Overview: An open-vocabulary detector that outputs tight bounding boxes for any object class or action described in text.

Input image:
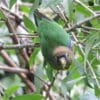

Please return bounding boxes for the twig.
[71,29,100,89]
[0,7,37,91]
[57,6,100,89]
[74,0,96,15]
[0,50,36,91]
[81,25,100,31]
[48,71,59,91]
[81,29,91,34]
[34,74,49,86]
[0,65,29,74]
[42,85,54,100]
[67,14,100,32]
[1,6,30,63]
[0,6,22,24]
[0,64,49,86]
[56,5,68,23]
[45,71,59,100]
[5,19,20,43]
[0,43,40,50]
[0,6,29,33]
[1,33,39,38]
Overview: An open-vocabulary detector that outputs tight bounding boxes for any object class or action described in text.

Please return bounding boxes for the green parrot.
[34,10,73,70]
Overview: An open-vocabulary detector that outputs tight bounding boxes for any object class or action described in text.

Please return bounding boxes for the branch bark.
[0,64,29,74]
[67,14,100,32]
[0,43,40,50]
[0,50,36,91]
[0,8,36,91]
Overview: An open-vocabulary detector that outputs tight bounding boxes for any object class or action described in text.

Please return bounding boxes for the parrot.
[34,10,74,70]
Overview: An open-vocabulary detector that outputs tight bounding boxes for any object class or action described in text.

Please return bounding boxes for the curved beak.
[59,57,67,69]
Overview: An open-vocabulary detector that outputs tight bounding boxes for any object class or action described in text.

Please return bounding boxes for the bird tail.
[34,9,50,26]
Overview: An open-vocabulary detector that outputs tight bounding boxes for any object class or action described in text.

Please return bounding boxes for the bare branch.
[67,14,100,32]
[0,43,40,50]
[0,65,29,74]
[81,25,100,31]
[45,71,59,100]
[56,6,100,89]
[1,33,39,38]
[42,85,54,100]
[0,63,49,86]
[0,50,36,91]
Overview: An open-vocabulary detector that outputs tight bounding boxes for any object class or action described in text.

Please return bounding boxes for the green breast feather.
[38,19,71,45]
[37,18,73,70]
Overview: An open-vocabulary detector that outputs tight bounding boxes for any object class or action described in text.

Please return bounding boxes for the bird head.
[53,46,74,70]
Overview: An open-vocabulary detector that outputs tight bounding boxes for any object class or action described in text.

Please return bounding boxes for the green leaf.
[30,0,40,12]
[5,84,24,98]
[63,77,84,92]
[13,93,44,100]
[23,15,36,33]
[90,19,100,28]
[84,33,99,67]
[45,64,53,81]
[41,0,62,7]
[29,48,40,67]
[19,5,30,13]
[21,0,35,3]
[94,85,100,97]
[75,4,91,16]
[66,0,75,22]
[91,5,100,11]
[10,0,16,9]
[34,65,43,93]
[57,18,65,27]
[84,76,93,88]
[0,10,6,19]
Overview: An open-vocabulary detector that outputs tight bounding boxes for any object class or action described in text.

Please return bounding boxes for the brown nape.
[53,46,74,69]
[53,46,71,56]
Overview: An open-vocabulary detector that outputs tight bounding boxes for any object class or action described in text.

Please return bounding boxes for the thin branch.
[67,14,100,32]
[1,7,30,63]
[56,7,100,89]
[42,85,54,100]
[5,19,19,44]
[0,63,49,86]
[74,0,96,15]
[0,6,22,25]
[56,5,68,23]
[0,6,37,91]
[0,6,29,33]
[72,30,100,89]
[0,65,29,74]
[48,71,59,91]
[81,29,91,34]
[1,33,39,38]
[35,76,49,86]
[0,64,51,96]
[45,71,59,100]
[0,50,36,91]
[81,25,100,31]
[0,43,40,50]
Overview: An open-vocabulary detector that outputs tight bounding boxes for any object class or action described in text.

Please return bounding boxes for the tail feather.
[34,9,50,26]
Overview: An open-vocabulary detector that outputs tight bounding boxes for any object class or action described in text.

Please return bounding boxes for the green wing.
[37,19,71,68]
[37,19,71,48]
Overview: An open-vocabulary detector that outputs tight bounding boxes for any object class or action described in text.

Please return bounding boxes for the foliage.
[0,0,100,100]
